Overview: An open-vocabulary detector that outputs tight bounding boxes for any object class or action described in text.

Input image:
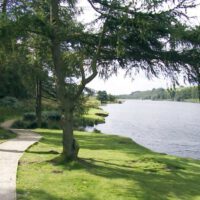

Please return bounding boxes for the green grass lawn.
[17,129,200,200]
[0,128,16,143]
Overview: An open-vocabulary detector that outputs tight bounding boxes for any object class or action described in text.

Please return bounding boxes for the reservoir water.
[94,100,200,159]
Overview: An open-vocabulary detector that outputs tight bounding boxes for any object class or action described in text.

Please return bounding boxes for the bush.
[23,111,61,122]
[23,112,36,121]
[94,128,101,133]
[43,111,61,121]
[74,117,96,127]
[0,96,21,108]
[12,120,28,129]
[12,120,48,129]
[0,116,5,123]
[15,110,62,129]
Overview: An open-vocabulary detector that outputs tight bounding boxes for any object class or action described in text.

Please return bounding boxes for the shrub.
[12,120,48,129]
[0,116,5,123]
[12,120,28,129]
[0,96,21,108]
[43,111,61,121]
[94,128,101,133]
[23,112,36,121]
[23,111,61,122]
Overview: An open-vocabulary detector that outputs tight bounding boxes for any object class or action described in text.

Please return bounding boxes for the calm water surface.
[94,100,200,159]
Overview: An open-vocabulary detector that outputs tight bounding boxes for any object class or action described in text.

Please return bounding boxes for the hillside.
[117,86,200,102]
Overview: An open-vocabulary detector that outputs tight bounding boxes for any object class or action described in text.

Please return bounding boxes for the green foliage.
[23,112,36,121]
[97,91,117,103]
[13,107,108,129]
[84,97,101,109]
[97,91,108,103]
[2,0,200,160]
[108,94,117,102]
[0,96,21,108]
[17,129,200,200]
[118,86,199,102]
[14,119,48,129]
[42,111,61,121]
[175,86,199,101]
[0,128,16,143]
[0,106,22,123]
[13,111,62,129]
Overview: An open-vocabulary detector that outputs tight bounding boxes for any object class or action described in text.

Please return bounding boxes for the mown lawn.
[17,129,200,200]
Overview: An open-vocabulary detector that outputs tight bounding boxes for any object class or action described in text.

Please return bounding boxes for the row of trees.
[118,86,199,101]
[1,0,200,161]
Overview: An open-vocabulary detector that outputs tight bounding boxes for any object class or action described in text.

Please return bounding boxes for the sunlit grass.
[17,129,200,200]
[83,108,108,123]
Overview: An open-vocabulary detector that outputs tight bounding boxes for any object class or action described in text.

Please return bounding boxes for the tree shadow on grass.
[38,131,150,156]
[76,157,200,200]
[19,130,200,200]
[17,189,99,200]
[26,150,60,155]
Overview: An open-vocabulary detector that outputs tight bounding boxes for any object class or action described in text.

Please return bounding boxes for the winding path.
[0,120,41,200]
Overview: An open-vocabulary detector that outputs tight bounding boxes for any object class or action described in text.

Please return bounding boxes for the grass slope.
[17,129,200,200]
[0,128,16,143]
[0,107,21,123]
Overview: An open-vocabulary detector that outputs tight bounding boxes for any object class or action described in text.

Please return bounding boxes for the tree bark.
[62,105,79,160]
[36,78,42,128]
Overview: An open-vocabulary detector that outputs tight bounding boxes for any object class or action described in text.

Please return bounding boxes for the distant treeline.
[117,86,200,102]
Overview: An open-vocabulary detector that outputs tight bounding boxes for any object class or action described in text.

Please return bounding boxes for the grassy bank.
[0,128,16,143]
[17,129,200,200]
[82,108,108,124]
[0,107,21,123]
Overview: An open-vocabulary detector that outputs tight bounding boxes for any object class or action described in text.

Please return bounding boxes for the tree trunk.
[36,78,42,128]
[62,107,79,160]
[50,0,79,161]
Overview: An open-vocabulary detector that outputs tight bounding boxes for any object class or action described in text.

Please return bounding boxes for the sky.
[77,0,200,95]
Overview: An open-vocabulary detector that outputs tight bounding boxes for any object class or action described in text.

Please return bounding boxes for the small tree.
[97,91,108,103]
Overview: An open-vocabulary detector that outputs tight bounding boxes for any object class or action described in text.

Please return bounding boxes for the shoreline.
[118,98,200,104]
[90,129,200,161]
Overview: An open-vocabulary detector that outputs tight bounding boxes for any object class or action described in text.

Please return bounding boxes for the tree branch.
[74,18,108,99]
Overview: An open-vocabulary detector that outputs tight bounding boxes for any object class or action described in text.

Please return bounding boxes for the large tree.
[1,0,199,161]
